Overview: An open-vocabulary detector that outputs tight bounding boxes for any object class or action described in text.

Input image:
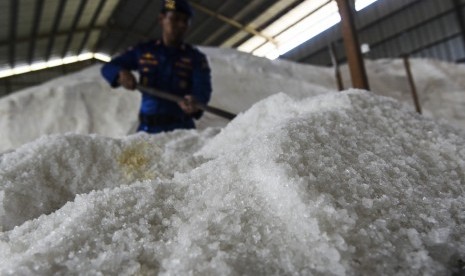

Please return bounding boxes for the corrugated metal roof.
[0,0,294,68]
[2,0,464,96]
[0,0,120,67]
[0,0,298,94]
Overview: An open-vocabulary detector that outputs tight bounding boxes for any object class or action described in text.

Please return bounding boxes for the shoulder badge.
[165,0,176,10]
[143,53,154,59]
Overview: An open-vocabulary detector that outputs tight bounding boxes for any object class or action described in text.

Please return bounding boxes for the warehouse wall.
[283,0,465,66]
[0,60,95,98]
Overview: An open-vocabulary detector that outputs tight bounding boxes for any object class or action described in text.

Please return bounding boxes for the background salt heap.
[2,48,465,152]
[0,48,465,275]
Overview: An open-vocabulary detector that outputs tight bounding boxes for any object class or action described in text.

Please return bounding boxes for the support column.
[336,0,370,90]
[403,56,422,114]
[329,43,344,91]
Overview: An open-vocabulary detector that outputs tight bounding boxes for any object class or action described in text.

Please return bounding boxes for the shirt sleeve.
[101,46,140,88]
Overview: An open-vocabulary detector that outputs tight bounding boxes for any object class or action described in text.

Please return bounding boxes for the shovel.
[136,85,236,120]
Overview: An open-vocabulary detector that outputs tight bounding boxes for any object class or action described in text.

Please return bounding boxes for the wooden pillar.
[336,0,370,90]
[403,55,422,114]
[328,43,344,91]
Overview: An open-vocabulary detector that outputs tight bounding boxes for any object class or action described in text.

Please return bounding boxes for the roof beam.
[0,26,136,49]
[295,0,423,64]
[186,1,230,43]
[61,0,88,57]
[221,0,301,48]
[141,4,161,38]
[200,0,265,46]
[28,0,45,64]
[110,0,152,55]
[190,2,278,46]
[78,0,107,54]
[9,0,19,68]
[92,0,127,53]
[245,0,333,55]
[141,20,158,38]
[46,0,68,60]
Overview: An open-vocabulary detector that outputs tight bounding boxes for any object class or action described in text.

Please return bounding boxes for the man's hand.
[178,95,199,115]
[118,70,136,90]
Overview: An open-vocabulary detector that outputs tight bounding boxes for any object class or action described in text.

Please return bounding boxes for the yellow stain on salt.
[118,142,157,181]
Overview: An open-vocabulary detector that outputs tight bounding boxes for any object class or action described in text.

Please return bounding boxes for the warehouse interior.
[0,0,464,95]
[1,1,465,274]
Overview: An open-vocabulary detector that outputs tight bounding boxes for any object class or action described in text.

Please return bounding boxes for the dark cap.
[161,0,193,17]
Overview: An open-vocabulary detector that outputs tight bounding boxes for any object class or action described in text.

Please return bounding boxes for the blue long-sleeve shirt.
[101,39,212,120]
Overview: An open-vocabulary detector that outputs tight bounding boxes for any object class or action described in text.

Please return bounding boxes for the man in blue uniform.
[101,0,212,134]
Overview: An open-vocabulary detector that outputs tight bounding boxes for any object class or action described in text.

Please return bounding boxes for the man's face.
[159,11,191,45]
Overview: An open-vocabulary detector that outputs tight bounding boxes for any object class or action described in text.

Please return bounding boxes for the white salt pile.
[1,90,464,275]
[341,58,465,129]
[2,47,465,154]
[0,47,336,153]
[0,67,141,151]
[0,128,219,230]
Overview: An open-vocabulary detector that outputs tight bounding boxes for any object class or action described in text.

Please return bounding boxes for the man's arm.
[117,70,136,90]
[101,46,139,88]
